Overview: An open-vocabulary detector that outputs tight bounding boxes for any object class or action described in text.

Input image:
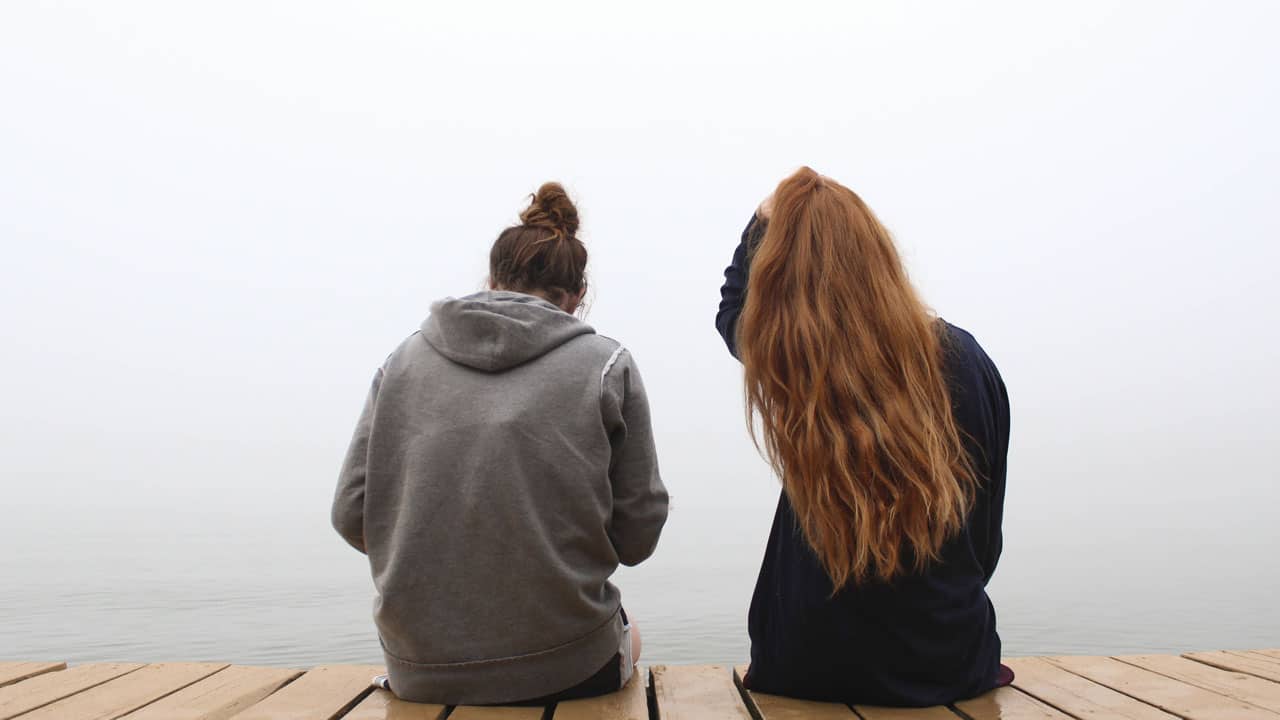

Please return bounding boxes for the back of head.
[738,167,976,589]
[489,182,587,309]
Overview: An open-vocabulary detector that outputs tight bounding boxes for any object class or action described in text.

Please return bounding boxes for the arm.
[715,214,765,359]
[977,355,1010,583]
[331,368,383,554]
[601,350,669,566]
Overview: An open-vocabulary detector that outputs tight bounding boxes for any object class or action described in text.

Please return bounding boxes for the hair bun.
[519,182,580,238]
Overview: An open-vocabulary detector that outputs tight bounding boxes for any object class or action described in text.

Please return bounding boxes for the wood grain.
[18,663,227,720]
[229,664,383,720]
[339,688,448,720]
[651,665,752,720]
[0,663,144,720]
[0,662,66,689]
[1050,655,1278,720]
[121,665,300,720]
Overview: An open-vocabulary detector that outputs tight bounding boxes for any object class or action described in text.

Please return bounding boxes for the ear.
[562,287,587,315]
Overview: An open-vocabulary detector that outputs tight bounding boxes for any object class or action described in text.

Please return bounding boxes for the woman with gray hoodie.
[332,183,669,706]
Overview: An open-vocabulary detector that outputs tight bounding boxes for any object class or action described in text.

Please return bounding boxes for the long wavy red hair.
[739,167,976,588]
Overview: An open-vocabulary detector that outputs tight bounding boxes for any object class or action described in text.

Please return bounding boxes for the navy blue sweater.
[718,215,1010,706]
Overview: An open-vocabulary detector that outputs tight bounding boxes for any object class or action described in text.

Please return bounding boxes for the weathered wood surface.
[121,665,300,720]
[228,664,383,720]
[1006,656,1178,719]
[1049,654,1280,719]
[449,706,544,719]
[18,662,226,720]
[953,686,1074,719]
[340,688,447,720]
[854,706,961,720]
[0,663,65,689]
[651,664,752,720]
[732,664,862,719]
[1117,654,1280,714]
[0,663,143,720]
[1186,651,1280,684]
[4,649,1280,718]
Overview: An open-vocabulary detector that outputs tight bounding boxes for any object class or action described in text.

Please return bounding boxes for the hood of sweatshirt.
[421,291,595,372]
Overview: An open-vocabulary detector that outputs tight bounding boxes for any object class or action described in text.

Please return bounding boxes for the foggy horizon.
[2,0,1277,668]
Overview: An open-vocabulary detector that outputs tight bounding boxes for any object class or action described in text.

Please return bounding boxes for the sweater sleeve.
[601,350,669,566]
[715,214,764,359]
[332,368,383,554]
[975,352,1010,584]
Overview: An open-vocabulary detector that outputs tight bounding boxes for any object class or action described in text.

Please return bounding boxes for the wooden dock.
[3,649,1280,719]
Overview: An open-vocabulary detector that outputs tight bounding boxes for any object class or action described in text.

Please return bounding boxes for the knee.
[629,619,642,664]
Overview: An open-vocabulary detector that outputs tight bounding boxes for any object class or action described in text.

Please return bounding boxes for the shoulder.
[940,321,997,372]
[939,319,1008,407]
[590,334,639,383]
[380,330,428,369]
[577,332,627,361]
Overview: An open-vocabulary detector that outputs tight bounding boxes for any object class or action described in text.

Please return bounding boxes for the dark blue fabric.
[717,214,1011,707]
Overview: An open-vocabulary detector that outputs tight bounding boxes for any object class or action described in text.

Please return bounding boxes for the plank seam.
[105,664,231,720]
[326,682,377,719]
[1179,653,1278,681]
[1043,659,1195,719]
[729,667,767,720]
[1233,651,1280,668]
[1112,655,1280,715]
[1003,683,1092,720]
[645,666,658,720]
[0,664,66,690]
[0,663,149,720]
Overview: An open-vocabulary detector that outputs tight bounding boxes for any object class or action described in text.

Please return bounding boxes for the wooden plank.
[0,663,144,720]
[555,668,648,720]
[732,664,959,719]
[0,662,66,689]
[1237,652,1280,670]
[855,706,962,720]
[1186,652,1280,684]
[120,665,300,720]
[18,662,227,720]
[228,665,383,720]
[730,665,859,719]
[1049,655,1276,720]
[1006,656,1176,719]
[1118,654,1280,714]
[953,686,1074,719]
[651,665,752,720]
[1235,652,1280,666]
[340,688,448,720]
[448,706,543,719]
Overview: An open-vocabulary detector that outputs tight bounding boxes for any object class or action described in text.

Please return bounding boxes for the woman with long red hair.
[717,167,1012,706]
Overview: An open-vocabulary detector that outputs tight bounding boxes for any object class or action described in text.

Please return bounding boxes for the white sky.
[2,1,1278,565]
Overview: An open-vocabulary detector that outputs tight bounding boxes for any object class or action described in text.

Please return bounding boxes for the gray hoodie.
[332,291,668,705]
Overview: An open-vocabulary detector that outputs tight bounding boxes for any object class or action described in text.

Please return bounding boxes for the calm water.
[3,499,1277,667]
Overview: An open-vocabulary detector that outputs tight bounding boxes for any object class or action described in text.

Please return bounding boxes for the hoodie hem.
[381,609,624,705]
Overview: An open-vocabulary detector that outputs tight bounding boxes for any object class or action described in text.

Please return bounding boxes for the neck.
[492,286,578,315]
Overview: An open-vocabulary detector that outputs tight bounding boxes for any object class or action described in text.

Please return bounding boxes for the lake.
[3,494,1276,667]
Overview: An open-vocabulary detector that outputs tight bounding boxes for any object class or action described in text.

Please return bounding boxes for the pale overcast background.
[2,1,1277,665]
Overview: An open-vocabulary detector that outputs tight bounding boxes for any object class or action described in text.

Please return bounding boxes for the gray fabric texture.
[332,290,668,704]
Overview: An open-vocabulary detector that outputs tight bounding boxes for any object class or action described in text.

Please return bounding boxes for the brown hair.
[489,182,587,308]
[738,167,976,589]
